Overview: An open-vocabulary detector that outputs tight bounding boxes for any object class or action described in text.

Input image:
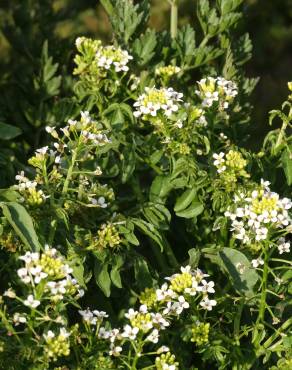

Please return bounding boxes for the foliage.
[0,1,291,369]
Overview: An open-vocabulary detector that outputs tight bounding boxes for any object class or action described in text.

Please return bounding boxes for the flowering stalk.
[257,243,269,324]
[169,0,178,39]
[273,106,291,155]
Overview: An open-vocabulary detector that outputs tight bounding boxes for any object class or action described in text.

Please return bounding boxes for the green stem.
[233,298,244,345]
[170,0,178,39]
[263,317,292,349]
[257,246,269,324]
[273,107,291,154]
[48,219,58,245]
[62,149,78,195]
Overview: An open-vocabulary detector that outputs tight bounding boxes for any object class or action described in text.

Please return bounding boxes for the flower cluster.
[91,266,216,365]
[78,308,108,325]
[96,45,133,72]
[47,110,111,149]
[196,77,238,110]
[213,150,248,177]
[17,246,84,304]
[155,352,179,370]
[155,65,181,78]
[20,110,115,209]
[85,223,122,251]
[191,322,210,346]
[134,87,183,119]
[74,37,132,78]
[43,328,70,361]
[277,237,290,254]
[225,180,292,245]
[14,171,48,206]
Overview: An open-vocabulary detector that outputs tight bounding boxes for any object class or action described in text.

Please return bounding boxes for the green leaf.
[219,0,243,15]
[132,218,165,251]
[100,0,115,16]
[94,260,111,297]
[175,201,204,219]
[188,248,201,268]
[219,12,242,33]
[103,103,134,127]
[71,259,85,288]
[281,148,292,185]
[0,189,19,202]
[110,255,123,289]
[0,122,22,140]
[132,29,157,65]
[150,175,173,201]
[175,25,196,63]
[119,222,140,246]
[122,145,136,183]
[219,247,259,296]
[0,202,41,251]
[174,188,197,212]
[104,0,150,45]
[134,257,153,289]
[110,267,122,288]
[143,203,171,230]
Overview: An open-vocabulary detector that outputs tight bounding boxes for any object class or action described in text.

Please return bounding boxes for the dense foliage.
[0,1,291,369]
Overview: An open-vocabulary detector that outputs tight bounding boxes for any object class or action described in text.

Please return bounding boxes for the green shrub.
[0,1,291,369]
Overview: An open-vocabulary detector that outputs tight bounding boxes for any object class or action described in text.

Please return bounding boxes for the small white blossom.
[251,258,264,268]
[121,325,139,340]
[200,297,217,311]
[146,329,160,343]
[13,312,27,326]
[23,294,40,308]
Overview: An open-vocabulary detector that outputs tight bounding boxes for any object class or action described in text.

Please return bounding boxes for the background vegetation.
[0,0,291,184]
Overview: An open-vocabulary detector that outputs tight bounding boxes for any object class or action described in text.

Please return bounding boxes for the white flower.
[213,152,226,173]
[251,258,264,268]
[255,227,268,241]
[17,267,31,284]
[156,284,177,301]
[93,310,108,319]
[46,280,67,298]
[213,152,225,166]
[151,313,170,329]
[121,325,139,340]
[180,265,192,274]
[97,196,107,208]
[3,288,16,298]
[109,343,123,357]
[79,309,97,325]
[184,280,199,296]
[146,329,159,343]
[43,330,55,340]
[200,297,217,311]
[59,327,70,339]
[157,346,170,354]
[23,294,40,308]
[13,313,27,326]
[125,308,138,320]
[199,280,215,294]
[36,146,48,155]
[29,265,47,284]
[278,240,290,254]
[139,304,148,314]
[19,252,39,264]
[98,327,111,339]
